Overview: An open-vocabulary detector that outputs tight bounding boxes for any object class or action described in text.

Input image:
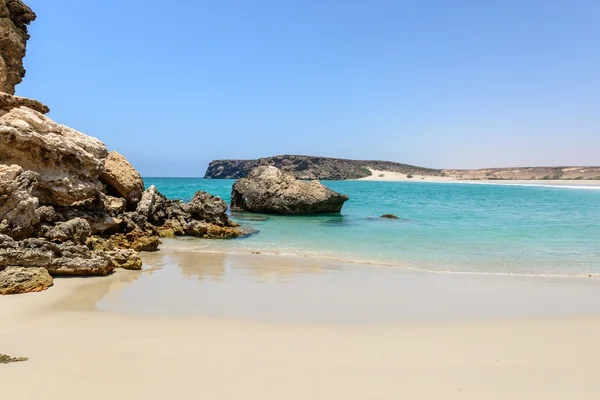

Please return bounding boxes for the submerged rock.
[100,151,144,206]
[231,166,349,215]
[0,266,53,295]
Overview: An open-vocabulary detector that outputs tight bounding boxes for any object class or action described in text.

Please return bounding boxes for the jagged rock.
[35,205,63,224]
[0,92,48,114]
[45,218,92,244]
[106,248,142,270]
[0,266,52,295]
[231,166,349,215]
[158,218,185,238]
[0,0,36,94]
[136,185,168,225]
[182,219,252,239]
[183,191,232,226]
[0,234,114,276]
[59,208,122,234]
[100,151,144,205]
[0,107,108,206]
[102,194,127,214]
[0,164,39,239]
[106,230,161,252]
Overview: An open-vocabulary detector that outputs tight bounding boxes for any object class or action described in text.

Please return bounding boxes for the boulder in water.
[231,166,349,215]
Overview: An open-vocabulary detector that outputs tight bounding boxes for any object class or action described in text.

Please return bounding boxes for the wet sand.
[3,247,600,399]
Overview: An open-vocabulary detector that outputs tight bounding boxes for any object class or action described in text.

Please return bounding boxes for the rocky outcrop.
[0,164,39,239]
[0,0,36,94]
[205,155,441,180]
[136,185,168,225]
[0,92,48,114]
[45,218,92,244]
[100,151,144,205]
[0,234,114,276]
[0,266,52,295]
[135,186,250,239]
[0,106,108,206]
[207,155,600,181]
[182,191,231,226]
[231,166,349,215]
[0,0,256,294]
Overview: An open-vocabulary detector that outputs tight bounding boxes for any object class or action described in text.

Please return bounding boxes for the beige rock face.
[231,166,349,215]
[0,92,49,114]
[0,164,40,239]
[0,0,35,94]
[100,151,145,205]
[0,266,53,295]
[0,106,108,206]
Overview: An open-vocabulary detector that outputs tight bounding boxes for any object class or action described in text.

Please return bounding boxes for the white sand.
[360,168,600,186]
[3,256,600,399]
[360,169,454,182]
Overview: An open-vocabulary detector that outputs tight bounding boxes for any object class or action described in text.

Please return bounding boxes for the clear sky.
[19,0,600,176]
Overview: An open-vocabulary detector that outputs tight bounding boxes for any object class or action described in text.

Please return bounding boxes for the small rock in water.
[381,214,399,219]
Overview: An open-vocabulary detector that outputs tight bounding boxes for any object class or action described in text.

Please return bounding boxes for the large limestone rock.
[0,266,53,295]
[100,151,144,205]
[0,107,108,206]
[231,166,349,215]
[0,234,114,276]
[0,0,36,94]
[0,164,39,239]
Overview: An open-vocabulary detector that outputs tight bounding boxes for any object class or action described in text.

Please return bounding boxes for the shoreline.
[3,254,600,398]
[163,238,600,280]
[358,169,600,187]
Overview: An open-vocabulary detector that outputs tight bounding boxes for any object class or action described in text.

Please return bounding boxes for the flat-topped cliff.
[204,155,442,180]
[205,155,600,181]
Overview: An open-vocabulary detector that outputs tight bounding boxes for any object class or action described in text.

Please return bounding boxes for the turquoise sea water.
[144,178,600,276]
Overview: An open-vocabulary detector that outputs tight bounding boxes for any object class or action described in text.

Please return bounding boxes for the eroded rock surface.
[0,266,52,295]
[45,218,92,244]
[0,234,114,276]
[100,151,144,205]
[0,107,108,206]
[0,0,36,94]
[231,166,349,215]
[0,164,39,239]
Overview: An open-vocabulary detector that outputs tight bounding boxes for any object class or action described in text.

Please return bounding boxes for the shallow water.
[95,241,600,324]
[144,178,600,276]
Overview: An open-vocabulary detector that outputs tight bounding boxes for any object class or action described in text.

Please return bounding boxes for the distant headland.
[204,155,600,181]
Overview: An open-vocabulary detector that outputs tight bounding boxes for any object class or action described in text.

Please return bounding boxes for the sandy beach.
[360,169,600,187]
[3,249,600,399]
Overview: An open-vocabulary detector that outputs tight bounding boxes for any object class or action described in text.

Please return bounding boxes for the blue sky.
[19,0,600,176]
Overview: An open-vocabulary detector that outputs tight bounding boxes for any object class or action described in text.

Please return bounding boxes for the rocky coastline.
[0,0,249,295]
[205,155,600,181]
[205,155,441,180]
